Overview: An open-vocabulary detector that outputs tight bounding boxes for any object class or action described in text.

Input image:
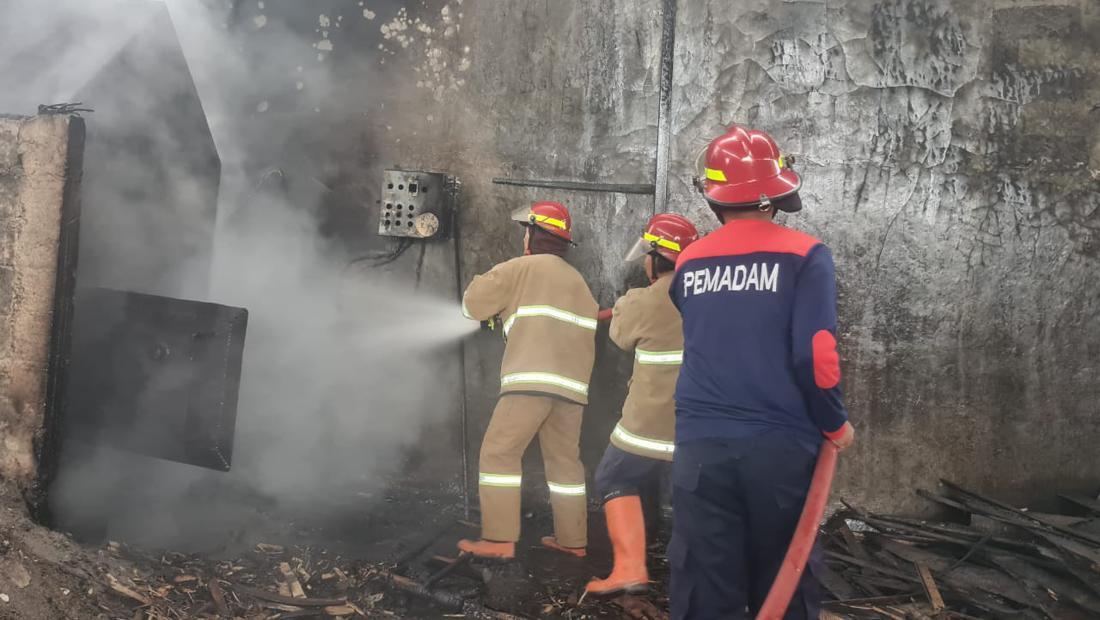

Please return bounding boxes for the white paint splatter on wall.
[375,3,470,100]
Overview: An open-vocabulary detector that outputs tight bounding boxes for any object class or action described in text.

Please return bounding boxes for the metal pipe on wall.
[653,0,679,215]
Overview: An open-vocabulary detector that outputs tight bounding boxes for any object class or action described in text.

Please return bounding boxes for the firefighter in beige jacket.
[457,201,598,560]
[586,213,699,595]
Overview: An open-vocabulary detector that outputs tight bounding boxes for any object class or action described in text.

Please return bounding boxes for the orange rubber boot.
[540,536,587,558]
[457,539,515,560]
[585,496,648,595]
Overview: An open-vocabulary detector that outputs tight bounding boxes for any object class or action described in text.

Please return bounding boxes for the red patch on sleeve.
[812,330,841,389]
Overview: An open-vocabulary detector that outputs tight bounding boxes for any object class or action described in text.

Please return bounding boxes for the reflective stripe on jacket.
[607,274,681,461]
[462,254,598,404]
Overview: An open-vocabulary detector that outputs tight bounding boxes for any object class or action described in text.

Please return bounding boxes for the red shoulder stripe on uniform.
[676,221,819,269]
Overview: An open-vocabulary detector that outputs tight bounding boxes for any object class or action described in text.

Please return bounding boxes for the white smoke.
[1,0,476,549]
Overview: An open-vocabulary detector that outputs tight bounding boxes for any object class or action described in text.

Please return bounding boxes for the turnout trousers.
[478,394,587,547]
[669,431,822,620]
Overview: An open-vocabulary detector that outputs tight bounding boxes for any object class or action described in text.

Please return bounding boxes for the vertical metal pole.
[653,0,679,216]
[450,181,471,520]
[457,351,471,520]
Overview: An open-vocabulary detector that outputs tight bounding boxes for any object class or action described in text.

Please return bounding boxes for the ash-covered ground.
[2,476,669,620]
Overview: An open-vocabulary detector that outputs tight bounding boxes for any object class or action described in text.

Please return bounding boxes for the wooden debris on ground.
[613,594,669,620]
[105,573,151,606]
[73,478,1100,619]
[823,481,1100,619]
[278,561,307,598]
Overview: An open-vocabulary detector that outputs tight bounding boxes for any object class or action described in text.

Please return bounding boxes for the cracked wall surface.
[100,0,1099,511]
[306,0,669,489]
[664,0,1100,511]
[393,0,1099,509]
[0,115,82,505]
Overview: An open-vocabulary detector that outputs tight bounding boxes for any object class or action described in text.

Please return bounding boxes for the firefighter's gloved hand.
[826,421,856,451]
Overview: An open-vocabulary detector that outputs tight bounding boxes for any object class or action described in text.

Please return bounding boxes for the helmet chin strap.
[757,194,772,212]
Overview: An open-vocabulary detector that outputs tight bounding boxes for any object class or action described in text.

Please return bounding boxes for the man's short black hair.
[652,253,676,276]
[526,223,570,256]
[707,191,803,219]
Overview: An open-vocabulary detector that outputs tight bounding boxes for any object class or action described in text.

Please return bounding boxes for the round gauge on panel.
[414,213,440,237]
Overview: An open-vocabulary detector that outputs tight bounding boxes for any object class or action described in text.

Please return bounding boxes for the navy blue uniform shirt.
[671,219,848,447]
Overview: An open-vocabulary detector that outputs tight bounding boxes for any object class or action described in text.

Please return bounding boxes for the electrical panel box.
[378,169,457,239]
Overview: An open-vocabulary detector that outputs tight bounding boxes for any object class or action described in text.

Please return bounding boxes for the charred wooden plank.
[863,514,1032,551]
[207,579,231,618]
[393,520,460,570]
[1034,531,1100,567]
[874,538,1036,607]
[824,593,921,608]
[824,551,922,584]
[383,572,465,613]
[1059,494,1100,516]
[1032,543,1100,598]
[830,548,1024,616]
[848,573,918,593]
[839,523,884,596]
[817,563,860,600]
[945,533,994,573]
[990,553,1100,615]
[941,480,1100,547]
[917,489,971,517]
[423,553,473,589]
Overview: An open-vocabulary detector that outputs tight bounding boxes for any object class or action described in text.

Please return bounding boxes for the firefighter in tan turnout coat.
[458,201,599,560]
[586,213,699,595]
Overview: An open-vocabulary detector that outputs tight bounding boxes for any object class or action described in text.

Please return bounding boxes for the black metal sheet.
[65,287,247,471]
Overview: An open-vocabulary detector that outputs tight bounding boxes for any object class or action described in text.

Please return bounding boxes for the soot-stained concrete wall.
[660,0,1100,511]
[375,0,670,497]
[155,0,1097,513]
[0,115,83,510]
[168,0,666,500]
[427,0,667,490]
[384,0,1100,511]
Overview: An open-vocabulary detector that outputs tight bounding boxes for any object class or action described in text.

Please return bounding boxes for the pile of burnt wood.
[820,481,1100,619]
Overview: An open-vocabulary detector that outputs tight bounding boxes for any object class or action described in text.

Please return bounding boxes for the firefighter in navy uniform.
[458,201,599,560]
[585,214,699,596]
[668,125,856,619]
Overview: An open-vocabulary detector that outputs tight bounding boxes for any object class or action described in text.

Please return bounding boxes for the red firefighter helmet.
[693,124,802,212]
[625,213,699,263]
[510,201,573,242]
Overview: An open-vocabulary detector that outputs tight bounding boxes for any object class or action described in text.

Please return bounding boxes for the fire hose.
[756,441,839,620]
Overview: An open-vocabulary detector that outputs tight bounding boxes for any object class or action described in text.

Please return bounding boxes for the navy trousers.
[669,431,822,620]
[594,444,668,504]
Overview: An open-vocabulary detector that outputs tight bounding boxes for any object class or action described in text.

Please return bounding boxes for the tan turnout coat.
[607,273,682,461]
[463,254,599,404]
